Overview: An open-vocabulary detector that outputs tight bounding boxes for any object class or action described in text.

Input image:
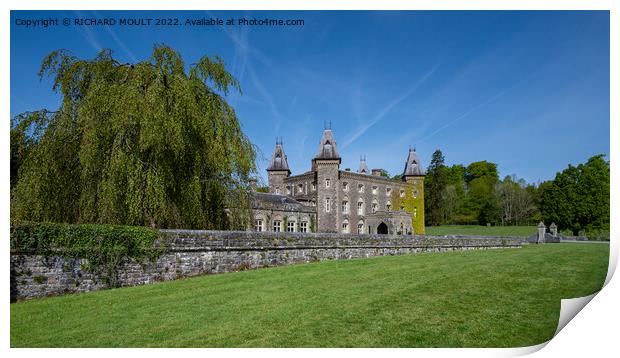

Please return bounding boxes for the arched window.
[342,200,349,214]
[386,201,392,211]
[357,199,365,215]
[342,220,349,233]
[357,220,365,234]
[371,200,378,213]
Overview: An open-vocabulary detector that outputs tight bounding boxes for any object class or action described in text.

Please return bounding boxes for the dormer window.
[298,183,304,194]
[343,182,349,191]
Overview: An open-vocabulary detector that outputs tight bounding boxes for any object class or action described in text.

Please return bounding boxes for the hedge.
[10,221,164,287]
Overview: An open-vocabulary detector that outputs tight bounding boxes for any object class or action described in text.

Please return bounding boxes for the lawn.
[11,243,608,348]
[425,225,536,237]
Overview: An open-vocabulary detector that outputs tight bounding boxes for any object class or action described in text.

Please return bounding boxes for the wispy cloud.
[247,61,284,133]
[341,64,439,149]
[418,89,507,143]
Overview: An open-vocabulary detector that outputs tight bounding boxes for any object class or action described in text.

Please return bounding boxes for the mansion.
[251,128,425,235]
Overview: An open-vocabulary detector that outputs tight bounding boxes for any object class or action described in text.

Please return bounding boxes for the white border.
[3,1,617,358]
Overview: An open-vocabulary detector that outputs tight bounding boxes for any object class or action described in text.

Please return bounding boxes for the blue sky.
[10,10,609,185]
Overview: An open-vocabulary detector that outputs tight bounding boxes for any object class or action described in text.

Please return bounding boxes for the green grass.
[425,225,537,237]
[11,244,608,348]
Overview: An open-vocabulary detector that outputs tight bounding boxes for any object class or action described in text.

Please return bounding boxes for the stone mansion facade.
[251,128,425,235]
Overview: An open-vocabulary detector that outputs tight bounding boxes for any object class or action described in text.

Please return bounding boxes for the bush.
[11,221,164,287]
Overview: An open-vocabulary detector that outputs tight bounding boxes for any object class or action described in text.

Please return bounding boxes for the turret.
[358,155,369,175]
[313,127,341,233]
[267,138,291,194]
[401,147,425,234]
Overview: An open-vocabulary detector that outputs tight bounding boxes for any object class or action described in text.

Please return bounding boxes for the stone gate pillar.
[537,222,546,244]
[549,223,558,237]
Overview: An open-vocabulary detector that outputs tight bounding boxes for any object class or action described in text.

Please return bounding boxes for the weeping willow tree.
[11,45,256,229]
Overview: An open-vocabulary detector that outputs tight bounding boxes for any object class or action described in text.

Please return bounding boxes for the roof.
[358,156,369,174]
[267,141,291,173]
[402,148,424,176]
[251,192,314,212]
[315,129,341,160]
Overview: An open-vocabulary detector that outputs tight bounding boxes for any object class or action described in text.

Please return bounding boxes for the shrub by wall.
[10,221,163,287]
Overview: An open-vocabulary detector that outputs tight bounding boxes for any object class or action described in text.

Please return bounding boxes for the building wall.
[315,160,340,233]
[11,230,524,301]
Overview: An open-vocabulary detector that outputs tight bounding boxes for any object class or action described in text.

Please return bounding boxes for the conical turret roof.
[358,155,369,174]
[267,139,291,174]
[403,147,424,177]
[315,129,341,160]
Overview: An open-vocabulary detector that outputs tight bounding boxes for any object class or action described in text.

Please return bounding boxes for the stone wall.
[10,230,523,301]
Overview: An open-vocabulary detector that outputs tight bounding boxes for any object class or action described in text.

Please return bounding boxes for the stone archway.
[377,222,388,235]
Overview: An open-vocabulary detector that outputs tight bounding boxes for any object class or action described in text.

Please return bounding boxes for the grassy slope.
[11,244,608,348]
[425,225,536,237]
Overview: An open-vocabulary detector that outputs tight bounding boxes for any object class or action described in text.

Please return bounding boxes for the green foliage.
[424,150,447,226]
[540,154,610,235]
[255,186,270,193]
[11,221,163,287]
[11,45,256,229]
[33,276,47,284]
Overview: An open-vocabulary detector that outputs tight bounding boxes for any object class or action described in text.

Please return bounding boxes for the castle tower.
[402,147,425,234]
[312,128,341,233]
[358,155,369,174]
[267,138,291,194]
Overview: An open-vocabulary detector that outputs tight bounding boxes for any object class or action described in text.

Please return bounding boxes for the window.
[298,184,304,194]
[400,189,405,198]
[343,182,349,191]
[386,201,392,211]
[299,222,308,233]
[357,200,364,215]
[400,205,405,211]
[414,207,418,218]
[386,187,392,196]
[275,187,281,195]
[342,221,349,233]
[372,186,378,195]
[287,220,296,232]
[325,197,331,212]
[325,178,331,188]
[358,184,364,193]
[254,219,263,232]
[372,202,378,213]
[273,220,281,232]
[357,222,364,234]
[342,200,349,214]
[413,190,419,198]
[311,183,316,191]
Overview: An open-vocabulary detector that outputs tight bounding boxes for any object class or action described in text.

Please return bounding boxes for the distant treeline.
[421,150,609,238]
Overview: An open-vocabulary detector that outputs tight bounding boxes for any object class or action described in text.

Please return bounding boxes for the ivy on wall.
[11,221,164,287]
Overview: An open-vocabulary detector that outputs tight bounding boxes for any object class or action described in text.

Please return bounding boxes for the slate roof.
[315,129,341,160]
[402,148,424,176]
[251,192,314,212]
[358,155,369,174]
[267,140,291,173]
